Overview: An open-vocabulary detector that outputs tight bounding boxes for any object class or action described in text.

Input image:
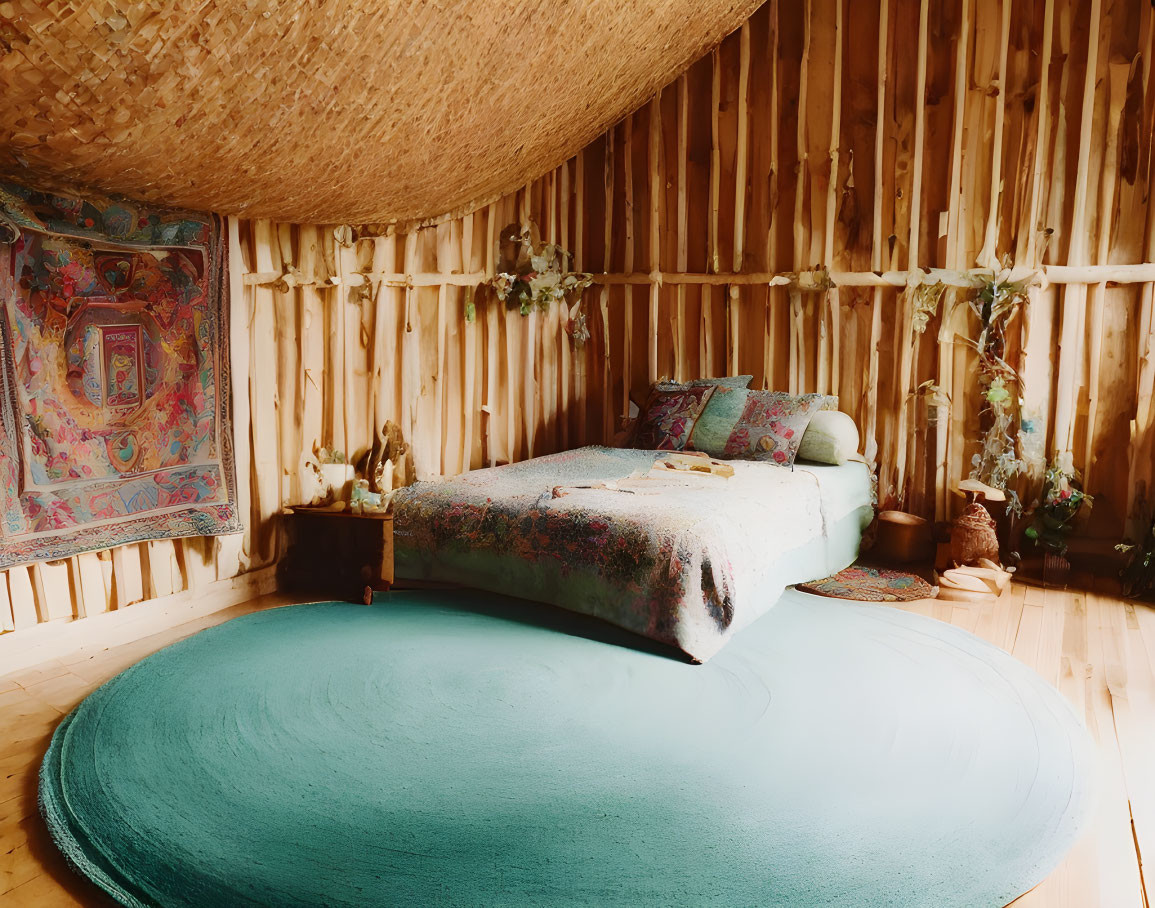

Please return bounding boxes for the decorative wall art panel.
[0,183,241,568]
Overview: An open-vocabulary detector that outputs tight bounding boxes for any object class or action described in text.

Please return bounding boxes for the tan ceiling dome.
[0,0,760,225]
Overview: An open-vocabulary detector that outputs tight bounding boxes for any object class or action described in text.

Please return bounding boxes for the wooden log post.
[624,116,637,412]
[1051,0,1102,464]
[730,22,751,377]
[864,0,891,478]
[676,74,690,383]
[648,96,663,385]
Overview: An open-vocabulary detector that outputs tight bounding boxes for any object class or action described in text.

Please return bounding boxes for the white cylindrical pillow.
[797,410,860,465]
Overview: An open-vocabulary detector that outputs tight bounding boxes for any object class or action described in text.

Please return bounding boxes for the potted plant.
[1024,452,1091,556]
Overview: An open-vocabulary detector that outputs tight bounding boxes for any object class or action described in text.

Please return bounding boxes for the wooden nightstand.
[282,508,394,605]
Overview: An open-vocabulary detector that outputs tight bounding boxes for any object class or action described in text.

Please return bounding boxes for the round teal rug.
[41,589,1095,907]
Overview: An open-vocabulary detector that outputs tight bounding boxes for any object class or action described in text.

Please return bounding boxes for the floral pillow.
[706,390,827,466]
[631,385,717,451]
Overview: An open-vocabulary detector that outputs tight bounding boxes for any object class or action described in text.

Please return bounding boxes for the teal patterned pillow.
[686,385,749,455]
[689,390,826,466]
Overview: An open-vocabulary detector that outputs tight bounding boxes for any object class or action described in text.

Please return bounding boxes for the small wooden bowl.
[872,510,934,564]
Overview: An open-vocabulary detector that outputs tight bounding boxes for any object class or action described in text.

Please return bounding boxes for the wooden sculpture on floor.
[938,480,1015,603]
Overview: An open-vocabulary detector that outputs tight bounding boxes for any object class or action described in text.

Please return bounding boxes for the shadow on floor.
[19,725,114,906]
[371,585,699,664]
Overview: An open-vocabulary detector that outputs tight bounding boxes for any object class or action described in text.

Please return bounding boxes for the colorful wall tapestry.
[0,183,241,568]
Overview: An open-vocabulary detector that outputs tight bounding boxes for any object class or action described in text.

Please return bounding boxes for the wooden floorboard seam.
[1128,810,1150,908]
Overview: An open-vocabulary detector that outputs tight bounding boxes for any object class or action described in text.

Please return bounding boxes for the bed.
[393,446,873,662]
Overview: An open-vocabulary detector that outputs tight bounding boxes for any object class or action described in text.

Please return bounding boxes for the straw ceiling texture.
[0,0,761,225]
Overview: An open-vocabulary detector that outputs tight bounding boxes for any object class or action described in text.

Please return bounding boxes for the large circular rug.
[41,589,1095,907]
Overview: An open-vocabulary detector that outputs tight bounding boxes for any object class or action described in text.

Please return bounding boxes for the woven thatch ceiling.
[0,0,761,225]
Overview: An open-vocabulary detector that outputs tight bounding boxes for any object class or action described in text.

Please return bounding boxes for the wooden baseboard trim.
[0,566,278,679]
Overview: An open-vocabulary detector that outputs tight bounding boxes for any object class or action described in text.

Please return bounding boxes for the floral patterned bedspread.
[393,446,871,662]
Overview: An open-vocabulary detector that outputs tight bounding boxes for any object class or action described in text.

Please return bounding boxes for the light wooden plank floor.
[0,584,1151,906]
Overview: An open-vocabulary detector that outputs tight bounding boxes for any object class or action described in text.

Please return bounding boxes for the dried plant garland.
[484,225,594,345]
[911,281,947,335]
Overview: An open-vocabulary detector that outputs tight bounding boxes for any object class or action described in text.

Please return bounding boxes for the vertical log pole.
[895,0,930,507]
[1082,63,1129,488]
[1128,137,1155,531]
[523,186,540,459]
[706,49,722,376]
[560,164,572,451]
[1024,0,1055,269]
[400,232,421,464]
[864,0,890,475]
[540,171,559,454]
[298,226,326,457]
[462,213,479,471]
[574,151,589,446]
[250,220,281,563]
[1017,0,1055,492]
[275,224,300,508]
[439,220,464,477]
[483,204,501,465]
[365,236,387,441]
[821,0,844,397]
[649,96,662,384]
[731,22,752,376]
[227,219,252,569]
[765,0,781,389]
[602,131,616,440]
[373,235,399,428]
[1052,0,1102,460]
[792,0,813,394]
[338,238,357,467]
[624,115,636,412]
[676,74,690,382]
[936,0,971,520]
[976,0,1013,271]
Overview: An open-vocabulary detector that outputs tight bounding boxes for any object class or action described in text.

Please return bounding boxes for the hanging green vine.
[962,276,1030,514]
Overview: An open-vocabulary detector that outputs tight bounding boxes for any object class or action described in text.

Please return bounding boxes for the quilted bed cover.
[393,446,872,662]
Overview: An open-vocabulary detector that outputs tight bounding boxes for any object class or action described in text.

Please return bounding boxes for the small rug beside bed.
[41,590,1093,907]
[796,564,938,601]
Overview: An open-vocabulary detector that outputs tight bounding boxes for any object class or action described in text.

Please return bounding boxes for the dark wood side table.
[282,507,394,605]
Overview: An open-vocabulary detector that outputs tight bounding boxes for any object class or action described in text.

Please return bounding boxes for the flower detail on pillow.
[632,386,716,451]
[722,391,826,466]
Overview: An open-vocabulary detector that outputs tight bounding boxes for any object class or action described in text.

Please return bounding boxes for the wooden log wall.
[233,0,1155,562]
[250,0,1148,539]
[4,0,1155,640]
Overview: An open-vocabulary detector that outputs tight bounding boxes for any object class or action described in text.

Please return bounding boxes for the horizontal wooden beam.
[243,271,490,288]
[243,263,1155,291]
[1043,264,1155,285]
